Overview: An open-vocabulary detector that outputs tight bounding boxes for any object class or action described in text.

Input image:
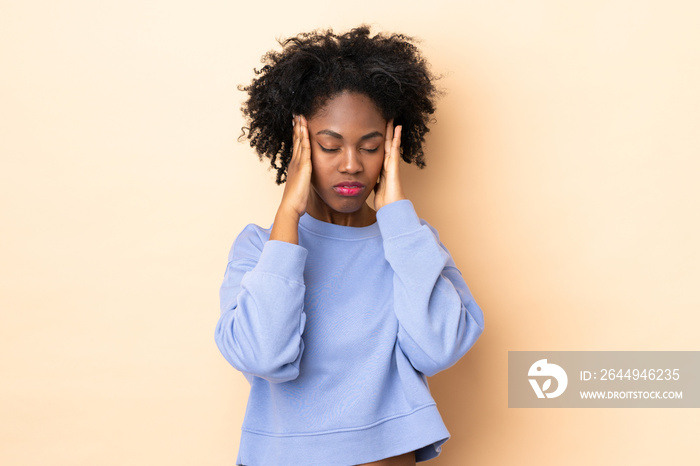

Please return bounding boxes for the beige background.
[1,0,698,464]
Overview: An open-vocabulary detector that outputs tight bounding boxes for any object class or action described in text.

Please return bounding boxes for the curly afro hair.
[239,25,440,184]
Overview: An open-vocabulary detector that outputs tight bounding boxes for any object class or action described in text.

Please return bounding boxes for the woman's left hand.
[374,120,406,211]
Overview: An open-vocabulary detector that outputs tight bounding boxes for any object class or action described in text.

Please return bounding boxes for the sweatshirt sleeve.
[215,224,308,384]
[376,200,485,377]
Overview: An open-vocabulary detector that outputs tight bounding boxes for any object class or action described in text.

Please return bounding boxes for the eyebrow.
[315,129,383,141]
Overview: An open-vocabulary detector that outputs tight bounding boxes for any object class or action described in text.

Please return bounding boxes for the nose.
[339,148,363,174]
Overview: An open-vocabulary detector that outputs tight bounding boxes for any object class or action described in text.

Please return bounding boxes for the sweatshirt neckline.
[298,212,381,239]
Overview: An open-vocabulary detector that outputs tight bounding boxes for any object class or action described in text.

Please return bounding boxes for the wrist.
[276,203,303,222]
[377,194,407,211]
[270,207,301,244]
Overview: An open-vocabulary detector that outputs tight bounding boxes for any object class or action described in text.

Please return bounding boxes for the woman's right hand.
[279,114,312,218]
[270,115,311,244]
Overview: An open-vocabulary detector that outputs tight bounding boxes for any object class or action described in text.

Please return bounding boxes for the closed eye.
[317,144,380,153]
[318,144,340,153]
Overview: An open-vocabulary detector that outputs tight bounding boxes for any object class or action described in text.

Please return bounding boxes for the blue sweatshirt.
[216,200,484,466]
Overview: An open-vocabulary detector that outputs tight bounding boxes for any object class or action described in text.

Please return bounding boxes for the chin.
[329,199,365,213]
[321,193,369,213]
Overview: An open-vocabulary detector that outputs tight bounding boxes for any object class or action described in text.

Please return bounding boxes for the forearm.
[377,200,485,376]
[269,113,311,246]
[216,236,309,383]
[270,207,301,244]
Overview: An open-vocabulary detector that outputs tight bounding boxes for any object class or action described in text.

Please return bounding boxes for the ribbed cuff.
[376,199,423,239]
[254,240,308,282]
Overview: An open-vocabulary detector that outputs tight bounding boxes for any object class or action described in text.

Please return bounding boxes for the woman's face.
[304,91,387,225]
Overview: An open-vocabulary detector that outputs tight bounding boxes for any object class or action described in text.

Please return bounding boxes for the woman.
[215,26,485,466]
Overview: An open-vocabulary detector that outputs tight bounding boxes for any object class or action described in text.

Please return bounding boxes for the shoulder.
[226,222,272,264]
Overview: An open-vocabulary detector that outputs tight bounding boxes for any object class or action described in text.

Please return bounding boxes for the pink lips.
[333,182,365,197]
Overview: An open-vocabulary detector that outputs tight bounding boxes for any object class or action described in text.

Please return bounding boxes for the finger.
[384,125,401,174]
[392,125,402,153]
[299,116,311,158]
[388,125,402,172]
[384,119,394,156]
[292,115,302,161]
[299,129,311,168]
